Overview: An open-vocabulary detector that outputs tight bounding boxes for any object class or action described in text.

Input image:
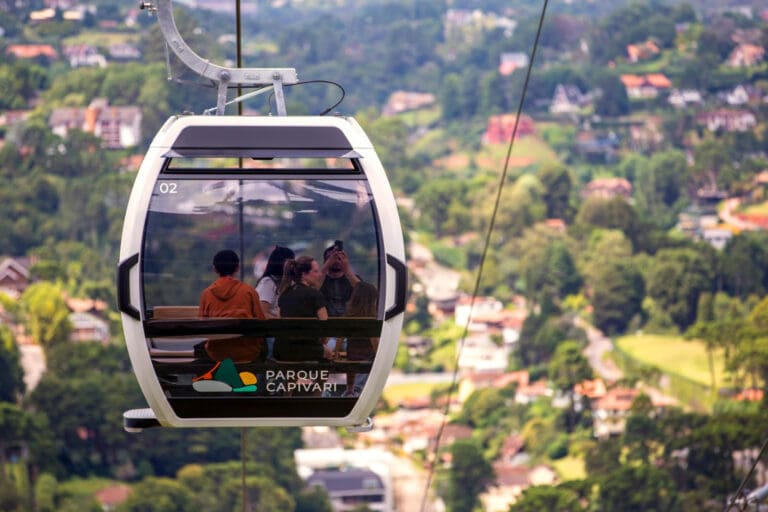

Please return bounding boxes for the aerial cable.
[418,1,550,510]
[232,0,251,511]
[724,435,768,512]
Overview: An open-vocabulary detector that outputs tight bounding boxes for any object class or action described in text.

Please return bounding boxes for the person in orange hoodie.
[198,249,266,363]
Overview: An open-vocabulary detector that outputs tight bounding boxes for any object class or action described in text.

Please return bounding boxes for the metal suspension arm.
[141,0,297,106]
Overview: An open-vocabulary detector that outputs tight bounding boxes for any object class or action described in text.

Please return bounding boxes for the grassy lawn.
[58,477,122,497]
[474,135,560,173]
[615,333,727,387]
[552,455,586,481]
[62,31,140,47]
[741,200,768,216]
[383,381,443,404]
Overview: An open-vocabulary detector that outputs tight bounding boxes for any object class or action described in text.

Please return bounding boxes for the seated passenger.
[256,245,295,360]
[275,256,333,361]
[198,249,266,363]
[341,281,379,397]
[320,240,360,317]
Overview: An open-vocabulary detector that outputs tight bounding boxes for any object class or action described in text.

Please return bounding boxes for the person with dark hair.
[256,245,295,319]
[256,245,295,360]
[320,241,360,317]
[275,256,332,361]
[341,281,379,396]
[197,249,266,362]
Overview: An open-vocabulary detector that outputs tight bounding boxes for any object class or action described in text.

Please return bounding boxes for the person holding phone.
[320,240,361,317]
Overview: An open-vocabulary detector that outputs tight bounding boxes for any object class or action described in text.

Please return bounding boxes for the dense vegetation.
[0,0,767,510]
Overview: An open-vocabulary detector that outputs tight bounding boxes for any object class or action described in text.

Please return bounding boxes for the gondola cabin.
[118,115,406,430]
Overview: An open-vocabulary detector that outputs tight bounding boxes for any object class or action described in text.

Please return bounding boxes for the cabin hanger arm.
[140,0,297,114]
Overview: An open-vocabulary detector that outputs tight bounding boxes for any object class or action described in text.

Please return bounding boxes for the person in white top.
[256,245,295,318]
[255,245,295,358]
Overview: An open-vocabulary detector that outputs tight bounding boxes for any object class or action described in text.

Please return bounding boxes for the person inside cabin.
[320,240,360,317]
[197,249,266,363]
[340,281,379,397]
[275,256,333,361]
[256,245,295,359]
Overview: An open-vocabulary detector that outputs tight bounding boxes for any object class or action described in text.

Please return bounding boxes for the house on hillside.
[306,468,390,512]
[515,379,550,404]
[581,177,632,200]
[482,114,535,144]
[499,52,529,75]
[626,40,660,63]
[727,43,765,67]
[108,43,141,61]
[549,84,590,114]
[724,84,765,105]
[5,44,58,61]
[49,98,142,149]
[667,89,703,108]
[592,387,675,438]
[454,295,503,328]
[629,116,665,153]
[381,91,435,116]
[620,73,672,99]
[0,110,32,129]
[695,109,757,132]
[0,257,33,298]
[458,370,529,403]
[62,44,107,68]
[95,484,132,512]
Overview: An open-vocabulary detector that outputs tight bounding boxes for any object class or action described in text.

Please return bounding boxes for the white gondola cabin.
[118,115,406,430]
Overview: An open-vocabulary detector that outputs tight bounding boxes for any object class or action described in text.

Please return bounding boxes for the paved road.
[19,343,46,392]
[385,371,455,387]
[576,318,623,383]
[409,241,460,301]
[390,455,443,512]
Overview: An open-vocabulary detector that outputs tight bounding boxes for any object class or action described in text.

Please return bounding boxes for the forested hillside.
[0,0,768,510]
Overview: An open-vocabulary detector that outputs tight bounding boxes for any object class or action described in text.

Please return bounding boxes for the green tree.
[516,225,581,306]
[0,325,24,403]
[634,150,689,229]
[573,197,643,251]
[443,439,493,512]
[538,164,576,222]
[592,260,645,335]
[597,464,680,512]
[579,229,633,287]
[720,232,768,299]
[623,394,660,464]
[19,282,72,347]
[414,179,471,237]
[294,484,333,512]
[33,473,57,512]
[594,73,630,117]
[646,247,717,331]
[458,387,506,428]
[548,341,593,431]
[510,485,585,512]
[585,438,621,477]
[117,477,195,512]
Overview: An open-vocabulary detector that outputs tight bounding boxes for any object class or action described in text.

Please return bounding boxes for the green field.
[552,455,586,481]
[382,381,443,404]
[62,31,140,47]
[741,200,768,216]
[615,333,727,387]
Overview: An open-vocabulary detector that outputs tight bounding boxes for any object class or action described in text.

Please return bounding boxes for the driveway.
[19,343,46,392]
[576,317,623,383]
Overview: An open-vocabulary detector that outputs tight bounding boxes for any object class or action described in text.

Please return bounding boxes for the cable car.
[118,114,406,431]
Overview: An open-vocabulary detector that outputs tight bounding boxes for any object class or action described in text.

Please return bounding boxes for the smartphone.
[334,240,344,251]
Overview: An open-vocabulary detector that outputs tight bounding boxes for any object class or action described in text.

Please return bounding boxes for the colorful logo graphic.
[192,358,258,393]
